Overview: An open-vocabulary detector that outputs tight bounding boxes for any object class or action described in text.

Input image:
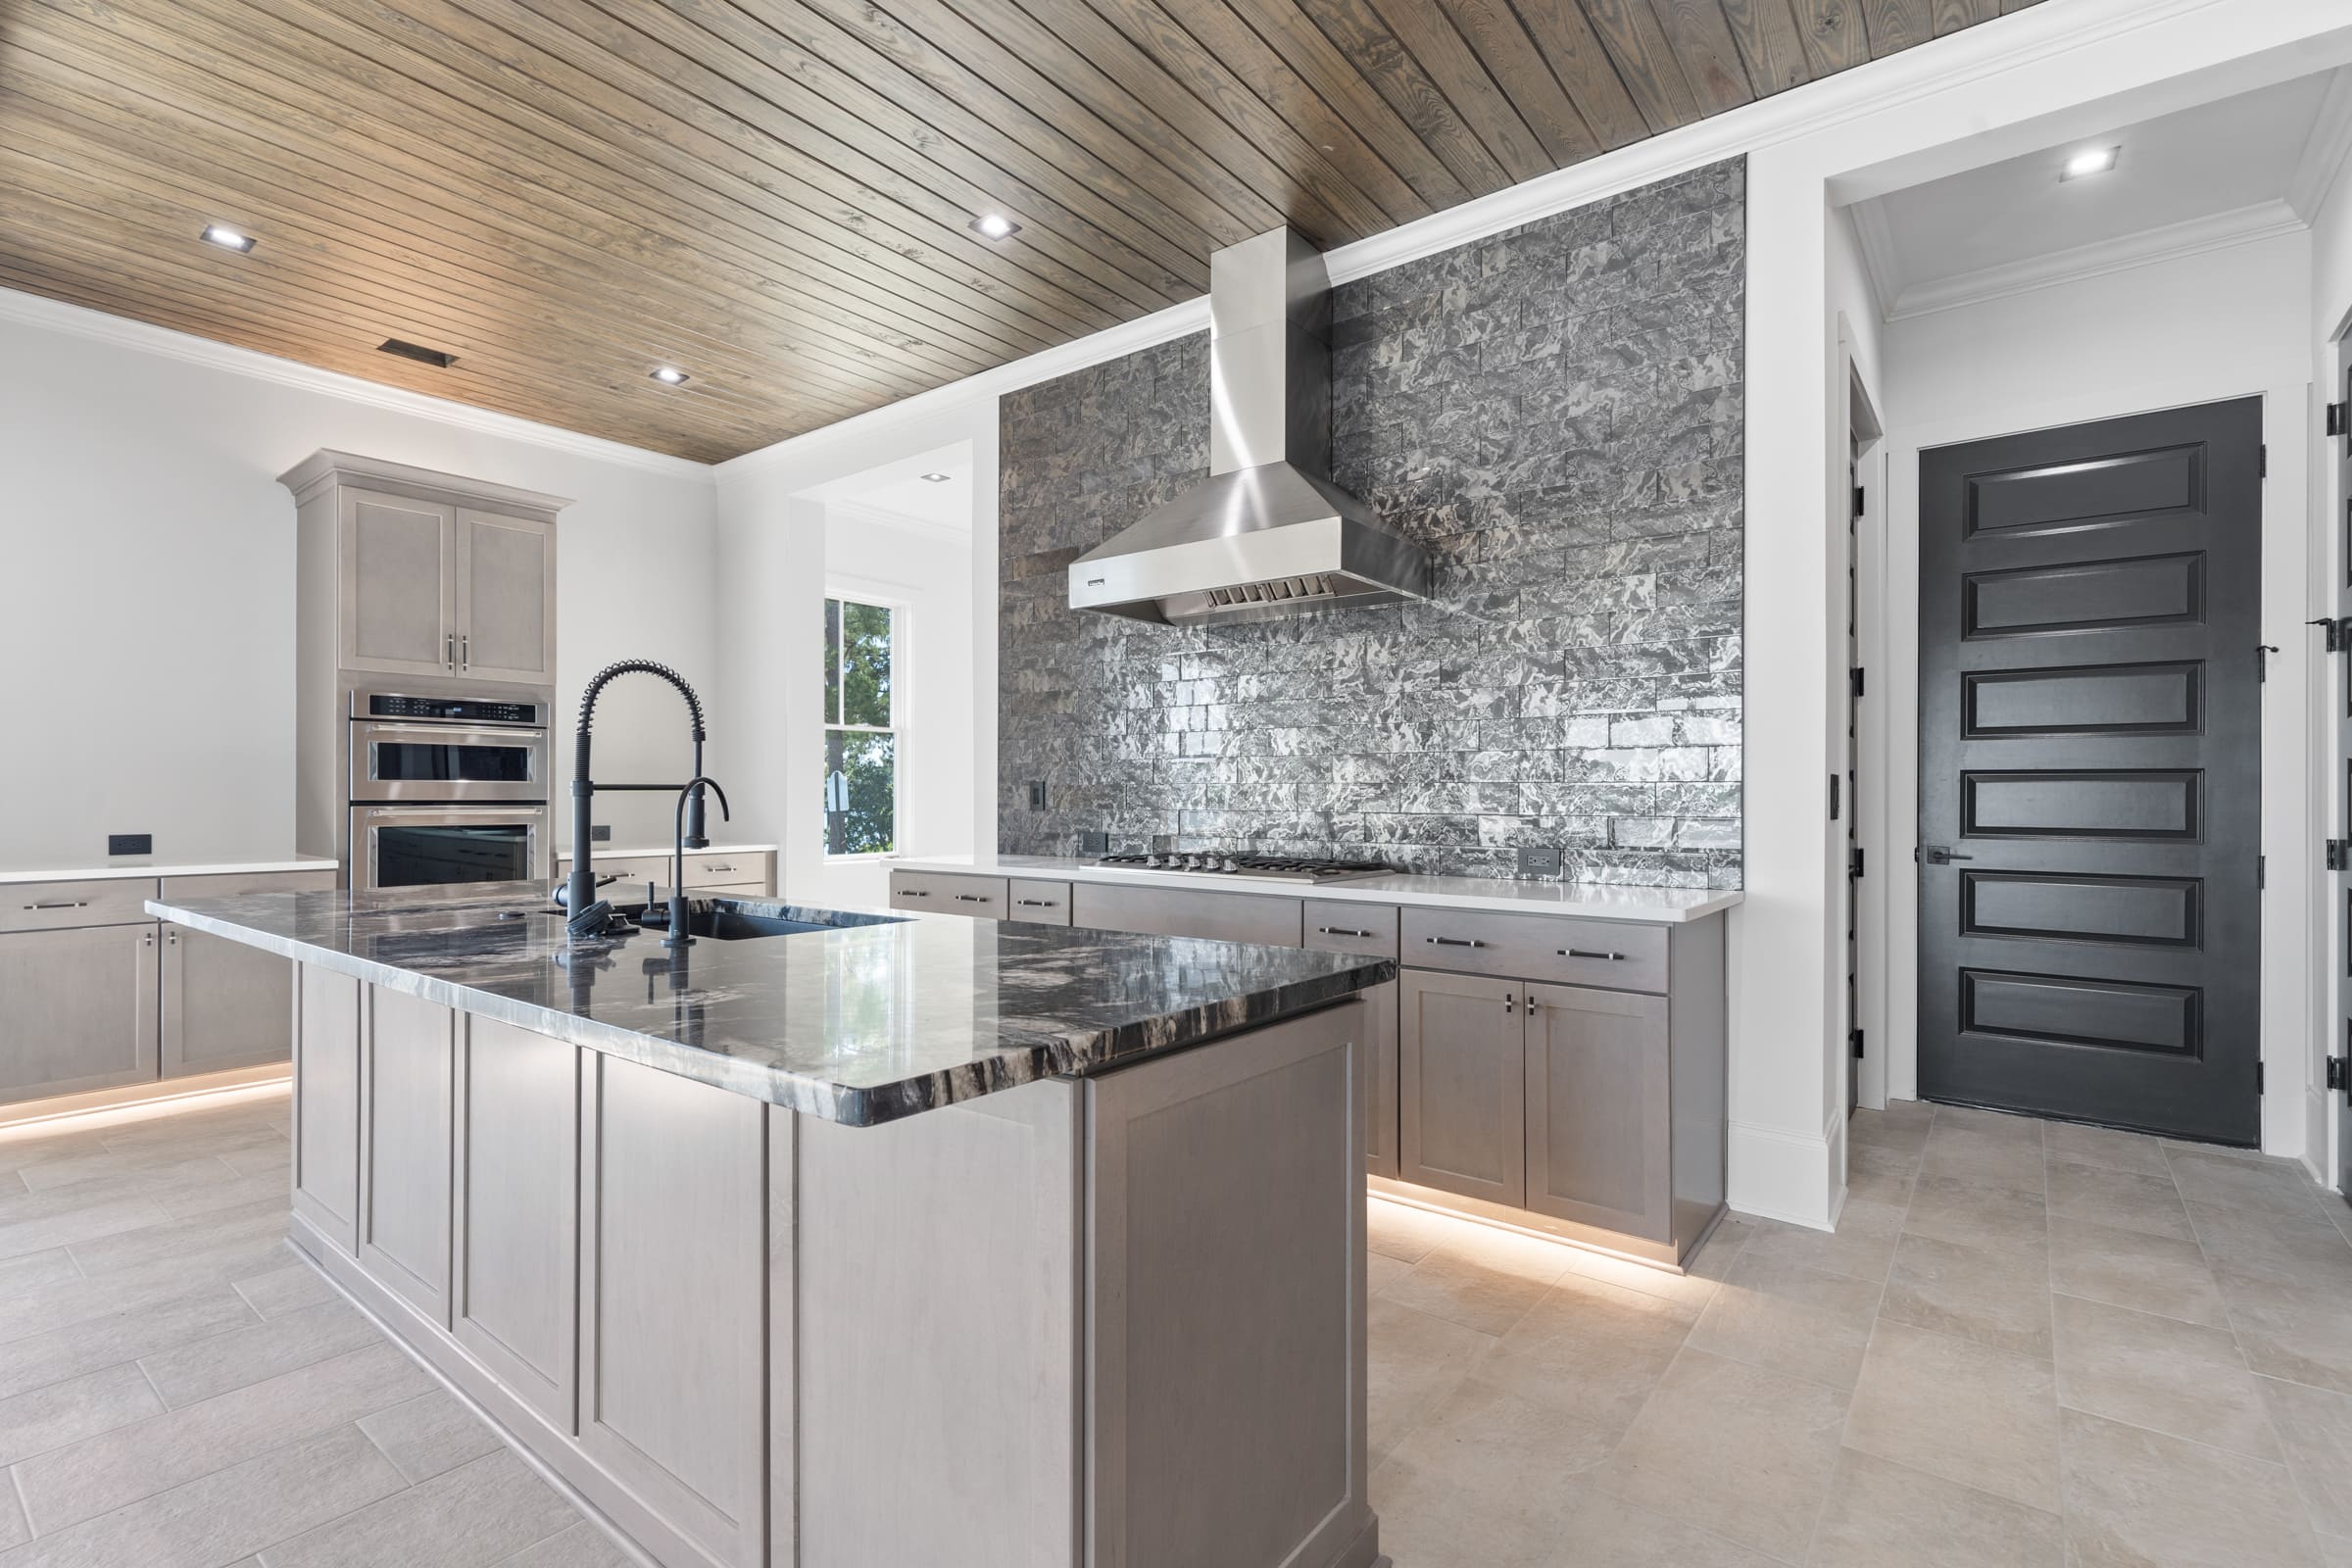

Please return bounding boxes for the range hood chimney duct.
[1067,228,1430,625]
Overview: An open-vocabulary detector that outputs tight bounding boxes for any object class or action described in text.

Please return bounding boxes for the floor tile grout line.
[6,1457,28,1541]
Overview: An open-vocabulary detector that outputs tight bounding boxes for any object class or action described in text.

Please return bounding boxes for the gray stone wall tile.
[998,159,1744,885]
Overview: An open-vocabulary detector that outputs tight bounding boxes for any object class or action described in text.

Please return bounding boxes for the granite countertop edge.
[1,857,338,887]
[147,893,1397,1129]
[889,856,1744,922]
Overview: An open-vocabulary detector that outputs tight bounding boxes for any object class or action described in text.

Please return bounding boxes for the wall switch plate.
[592,824,612,843]
[1078,830,1110,856]
[1517,846,1562,877]
[108,833,153,857]
[1028,780,1047,811]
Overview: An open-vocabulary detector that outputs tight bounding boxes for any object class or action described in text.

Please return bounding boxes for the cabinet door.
[161,924,295,1077]
[1397,969,1524,1206]
[1362,979,1400,1179]
[0,925,159,1105]
[456,508,556,684]
[294,965,362,1252]
[1525,984,1672,1243]
[340,489,457,677]
[359,987,456,1326]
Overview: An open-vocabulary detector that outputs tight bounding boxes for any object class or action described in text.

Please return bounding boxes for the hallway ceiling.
[0,0,2034,462]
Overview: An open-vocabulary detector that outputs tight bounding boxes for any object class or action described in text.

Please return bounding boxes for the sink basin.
[627,899,906,942]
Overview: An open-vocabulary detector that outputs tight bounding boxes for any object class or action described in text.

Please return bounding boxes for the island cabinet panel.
[1087,1001,1373,1568]
[1397,971,1526,1207]
[0,924,160,1105]
[1303,908,1399,1180]
[579,1055,766,1568]
[1067,882,1304,947]
[292,964,362,1251]
[793,1080,1084,1568]
[1524,985,1673,1243]
[452,1017,579,1433]
[359,988,456,1326]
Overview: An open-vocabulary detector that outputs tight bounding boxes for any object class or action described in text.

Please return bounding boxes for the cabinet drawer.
[161,869,338,900]
[679,853,767,889]
[1068,883,1302,947]
[0,878,159,933]
[890,872,1009,917]
[1302,901,1398,957]
[1007,879,1074,925]
[1400,907,1668,993]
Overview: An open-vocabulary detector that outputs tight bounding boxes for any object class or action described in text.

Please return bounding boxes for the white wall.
[1876,229,2315,1160]
[2305,132,2352,1183]
[714,400,999,908]
[0,295,718,870]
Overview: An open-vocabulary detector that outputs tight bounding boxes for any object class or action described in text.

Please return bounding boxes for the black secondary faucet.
[662,776,731,947]
[558,660,712,942]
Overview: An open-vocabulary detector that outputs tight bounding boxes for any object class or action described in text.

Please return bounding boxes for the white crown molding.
[1846,198,1906,323]
[823,497,971,545]
[720,0,2230,480]
[1885,198,2305,319]
[2287,65,2352,220]
[0,284,713,482]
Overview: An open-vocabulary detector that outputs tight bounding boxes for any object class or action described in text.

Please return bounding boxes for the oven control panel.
[359,693,545,725]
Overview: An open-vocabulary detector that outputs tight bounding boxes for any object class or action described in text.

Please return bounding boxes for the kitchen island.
[147,882,1396,1568]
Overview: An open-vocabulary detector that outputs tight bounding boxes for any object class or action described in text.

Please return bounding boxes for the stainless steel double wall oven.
[345,687,551,891]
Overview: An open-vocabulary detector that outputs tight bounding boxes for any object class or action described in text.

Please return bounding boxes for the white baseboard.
[1728,1115,1838,1231]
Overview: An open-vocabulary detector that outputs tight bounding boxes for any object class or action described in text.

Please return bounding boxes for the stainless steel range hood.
[1068,228,1429,626]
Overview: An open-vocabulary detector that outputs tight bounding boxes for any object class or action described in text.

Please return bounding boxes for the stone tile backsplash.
[998,159,1744,886]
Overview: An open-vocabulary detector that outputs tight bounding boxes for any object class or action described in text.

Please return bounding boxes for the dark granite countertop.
[147,883,1395,1127]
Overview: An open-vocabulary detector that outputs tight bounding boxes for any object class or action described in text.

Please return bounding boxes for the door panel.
[1396,969,1524,1205]
[1524,984,1671,1242]
[360,987,455,1325]
[0,925,159,1104]
[457,509,556,683]
[341,490,455,677]
[162,924,295,1077]
[1919,399,2262,1144]
[294,965,362,1251]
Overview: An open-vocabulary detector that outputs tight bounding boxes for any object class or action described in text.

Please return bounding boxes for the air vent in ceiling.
[378,338,457,368]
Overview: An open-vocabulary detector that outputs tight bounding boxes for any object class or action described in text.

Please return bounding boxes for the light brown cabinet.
[1524,984,1673,1243]
[1398,970,1526,1206]
[161,923,296,1078]
[0,924,160,1105]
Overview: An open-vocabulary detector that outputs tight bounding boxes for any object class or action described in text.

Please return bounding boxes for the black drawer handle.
[701,863,737,873]
[1427,936,1486,949]
[1318,925,1376,938]
[1561,948,1627,961]
[1016,899,1056,907]
[24,901,89,911]
[900,890,931,898]
[954,894,989,903]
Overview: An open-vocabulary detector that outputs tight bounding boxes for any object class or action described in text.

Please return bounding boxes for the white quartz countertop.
[890,856,1741,924]
[0,857,338,887]
[556,843,777,862]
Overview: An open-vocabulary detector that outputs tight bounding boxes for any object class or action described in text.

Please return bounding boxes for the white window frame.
[822,581,909,861]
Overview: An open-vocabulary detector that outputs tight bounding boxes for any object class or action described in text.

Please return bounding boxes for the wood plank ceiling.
[0,0,2039,462]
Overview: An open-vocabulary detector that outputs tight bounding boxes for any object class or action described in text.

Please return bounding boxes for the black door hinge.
[1850,666,1866,698]
[2312,617,2346,653]
[1850,1028,1865,1060]
[1851,485,1865,518]
[1849,847,1865,879]
[2257,1061,2266,1095]
[1829,773,1840,821]
[2330,839,2350,872]
[2259,444,2269,477]
[2329,402,2347,438]
[2258,855,2267,889]
[2328,1055,2347,1094]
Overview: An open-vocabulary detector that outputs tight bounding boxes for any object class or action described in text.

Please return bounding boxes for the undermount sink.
[628,900,906,942]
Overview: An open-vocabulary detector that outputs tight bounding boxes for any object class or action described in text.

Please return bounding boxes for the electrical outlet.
[1517,846,1562,877]
[592,824,612,843]
[1079,830,1110,856]
[1028,780,1047,811]
[108,833,153,857]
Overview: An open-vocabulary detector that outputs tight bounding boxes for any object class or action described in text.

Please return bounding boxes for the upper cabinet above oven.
[279,451,566,688]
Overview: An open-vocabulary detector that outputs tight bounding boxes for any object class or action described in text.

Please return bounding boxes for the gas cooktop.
[1090,853,1396,885]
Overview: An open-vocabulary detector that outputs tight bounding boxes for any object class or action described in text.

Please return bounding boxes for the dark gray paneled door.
[1918,398,2263,1145]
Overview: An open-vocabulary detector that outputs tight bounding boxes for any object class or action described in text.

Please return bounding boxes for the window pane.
[822,729,896,855]
[839,601,893,728]
[823,598,842,726]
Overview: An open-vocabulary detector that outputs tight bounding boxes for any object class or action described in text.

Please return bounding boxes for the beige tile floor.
[1368,1099,2352,1567]
[4,1087,2349,1566]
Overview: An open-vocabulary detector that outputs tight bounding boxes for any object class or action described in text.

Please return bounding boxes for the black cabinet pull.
[1318,925,1376,938]
[900,890,930,898]
[1427,936,1486,949]
[954,894,988,903]
[1561,947,1626,961]
[1016,899,1055,907]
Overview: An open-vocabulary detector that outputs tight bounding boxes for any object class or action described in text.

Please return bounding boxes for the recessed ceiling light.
[970,213,1020,240]
[200,224,256,254]
[2060,146,2119,181]
[649,367,690,385]
[919,471,952,483]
